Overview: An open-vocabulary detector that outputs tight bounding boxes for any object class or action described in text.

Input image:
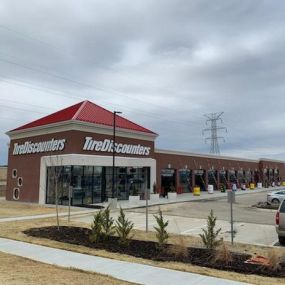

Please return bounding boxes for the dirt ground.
[0,251,134,285]
[1,217,285,285]
[0,199,80,218]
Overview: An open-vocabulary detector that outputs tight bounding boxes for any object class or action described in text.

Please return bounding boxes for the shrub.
[214,241,232,265]
[167,235,188,259]
[102,206,115,240]
[154,209,169,250]
[199,209,222,250]
[115,207,134,246]
[267,249,281,272]
[90,210,104,243]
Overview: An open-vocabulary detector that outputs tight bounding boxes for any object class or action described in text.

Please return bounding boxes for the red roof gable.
[11,100,156,135]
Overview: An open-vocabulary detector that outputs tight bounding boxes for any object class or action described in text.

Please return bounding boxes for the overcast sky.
[1,0,285,165]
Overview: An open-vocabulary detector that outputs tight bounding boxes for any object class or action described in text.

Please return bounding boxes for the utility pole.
[202,112,227,155]
[112,111,122,199]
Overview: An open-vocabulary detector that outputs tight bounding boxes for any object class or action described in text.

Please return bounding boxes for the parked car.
[267,190,285,204]
[275,199,285,245]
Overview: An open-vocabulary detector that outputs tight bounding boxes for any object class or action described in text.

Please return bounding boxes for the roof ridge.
[90,102,155,134]
[8,100,157,135]
[72,100,88,120]
[78,101,155,134]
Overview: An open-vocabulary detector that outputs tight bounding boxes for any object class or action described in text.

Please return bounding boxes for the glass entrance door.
[82,166,93,205]
[93,167,103,203]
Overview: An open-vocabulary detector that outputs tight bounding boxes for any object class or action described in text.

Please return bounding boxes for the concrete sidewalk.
[100,186,283,209]
[0,238,249,285]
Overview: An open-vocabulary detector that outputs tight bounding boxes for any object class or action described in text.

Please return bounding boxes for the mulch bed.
[252,202,279,210]
[23,226,285,277]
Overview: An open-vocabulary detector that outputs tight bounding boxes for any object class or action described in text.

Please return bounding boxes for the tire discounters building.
[6,100,285,205]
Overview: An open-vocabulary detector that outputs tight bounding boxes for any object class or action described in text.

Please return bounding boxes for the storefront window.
[104,167,147,200]
[46,166,102,206]
[229,170,237,184]
[72,166,84,205]
[237,170,245,184]
[208,170,217,190]
[46,166,149,205]
[46,166,63,204]
[245,171,252,184]
[219,170,227,188]
[178,169,191,193]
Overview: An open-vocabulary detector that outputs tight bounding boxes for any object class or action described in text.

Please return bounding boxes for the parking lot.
[70,189,282,246]
[131,190,277,225]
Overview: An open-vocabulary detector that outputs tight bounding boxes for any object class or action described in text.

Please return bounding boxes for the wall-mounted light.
[168,164,171,169]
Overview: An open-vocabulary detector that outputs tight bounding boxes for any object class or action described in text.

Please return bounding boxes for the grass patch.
[0,251,134,285]
[0,199,81,218]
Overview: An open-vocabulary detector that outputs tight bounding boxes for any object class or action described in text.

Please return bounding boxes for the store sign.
[161,169,175,177]
[83,137,151,156]
[194,170,204,175]
[13,138,66,155]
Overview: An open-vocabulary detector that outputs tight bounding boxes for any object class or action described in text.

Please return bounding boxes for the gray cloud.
[1,0,285,164]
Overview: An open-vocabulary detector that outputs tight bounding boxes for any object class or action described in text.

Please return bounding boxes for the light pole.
[112,111,122,199]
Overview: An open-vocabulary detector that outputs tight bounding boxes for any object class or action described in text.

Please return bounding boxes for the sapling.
[102,206,115,240]
[115,207,134,246]
[154,209,169,250]
[90,210,104,243]
[199,209,222,250]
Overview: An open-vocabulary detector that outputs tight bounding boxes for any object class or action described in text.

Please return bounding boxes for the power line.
[0,26,202,118]
[0,76,200,129]
[0,24,68,57]
[202,112,227,155]
[0,24,203,132]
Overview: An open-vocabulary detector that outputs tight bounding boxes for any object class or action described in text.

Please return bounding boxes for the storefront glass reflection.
[46,166,148,205]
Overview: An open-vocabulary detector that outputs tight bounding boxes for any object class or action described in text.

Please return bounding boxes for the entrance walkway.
[0,238,248,285]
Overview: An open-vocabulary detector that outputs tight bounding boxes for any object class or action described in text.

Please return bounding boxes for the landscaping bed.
[253,202,279,210]
[23,226,285,277]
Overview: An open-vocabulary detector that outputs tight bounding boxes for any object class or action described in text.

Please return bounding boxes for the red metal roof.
[11,100,156,135]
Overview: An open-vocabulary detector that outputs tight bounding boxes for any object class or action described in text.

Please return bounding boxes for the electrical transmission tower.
[202,112,227,155]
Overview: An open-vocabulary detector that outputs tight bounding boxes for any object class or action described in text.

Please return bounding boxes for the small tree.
[154,209,169,250]
[102,206,115,240]
[47,156,64,231]
[90,210,104,243]
[199,209,222,249]
[115,207,134,246]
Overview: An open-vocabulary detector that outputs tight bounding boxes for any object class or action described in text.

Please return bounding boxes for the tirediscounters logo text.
[83,137,151,156]
[12,138,66,155]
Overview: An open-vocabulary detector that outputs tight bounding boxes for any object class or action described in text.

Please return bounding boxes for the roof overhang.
[155,148,259,163]
[7,120,158,142]
[259,158,285,164]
